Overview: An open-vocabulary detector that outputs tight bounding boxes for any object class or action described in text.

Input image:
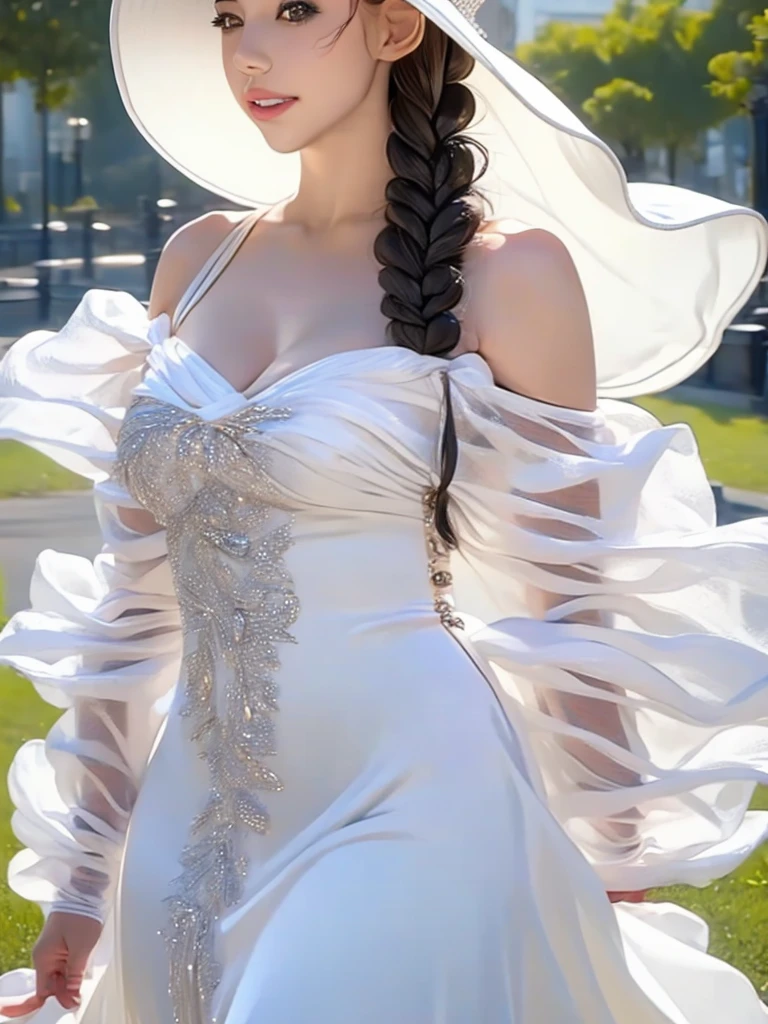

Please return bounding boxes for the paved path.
[1,487,767,616]
[712,483,768,523]
[0,493,98,615]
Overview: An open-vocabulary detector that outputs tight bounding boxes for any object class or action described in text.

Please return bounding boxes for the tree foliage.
[0,10,23,221]
[2,0,109,109]
[0,1,110,247]
[0,14,22,84]
[516,0,733,178]
[582,78,653,171]
[708,4,768,109]
[516,22,613,107]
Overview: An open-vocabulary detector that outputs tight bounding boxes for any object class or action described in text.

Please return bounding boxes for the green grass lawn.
[0,441,88,498]
[0,667,61,975]
[650,787,768,994]
[634,394,768,494]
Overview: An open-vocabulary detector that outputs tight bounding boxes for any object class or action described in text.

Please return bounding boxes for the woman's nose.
[232,32,272,76]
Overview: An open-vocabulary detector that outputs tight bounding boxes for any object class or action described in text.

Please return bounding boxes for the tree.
[703,0,763,76]
[517,21,615,109]
[2,0,109,260]
[707,4,768,218]
[516,0,731,182]
[582,78,654,177]
[0,13,23,224]
[708,5,768,107]
[616,1,730,179]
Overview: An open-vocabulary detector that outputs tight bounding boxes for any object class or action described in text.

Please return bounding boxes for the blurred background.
[0,0,767,1004]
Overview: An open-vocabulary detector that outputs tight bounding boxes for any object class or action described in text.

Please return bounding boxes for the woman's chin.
[247,109,342,156]
[240,105,308,155]
[261,136,304,156]
[249,123,306,156]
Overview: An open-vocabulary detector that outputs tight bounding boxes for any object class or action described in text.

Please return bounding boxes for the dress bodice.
[116,340,449,521]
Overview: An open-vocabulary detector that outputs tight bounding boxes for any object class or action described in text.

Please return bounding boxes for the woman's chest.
[176,247,394,396]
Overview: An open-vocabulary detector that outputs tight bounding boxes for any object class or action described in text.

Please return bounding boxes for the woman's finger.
[52,972,81,1011]
[64,944,88,1006]
[0,992,47,1018]
[607,890,648,903]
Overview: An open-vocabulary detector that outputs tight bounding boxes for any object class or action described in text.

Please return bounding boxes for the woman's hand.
[607,889,648,903]
[1,912,102,1018]
[595,810,649,904]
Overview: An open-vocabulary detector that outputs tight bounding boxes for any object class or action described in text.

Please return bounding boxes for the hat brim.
[110,0,768,397]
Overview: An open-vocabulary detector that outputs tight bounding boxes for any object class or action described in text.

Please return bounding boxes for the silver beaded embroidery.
[423,372,464,630]
[422,487,465,630]
[452,0,487,33]
[115,396,300,1024]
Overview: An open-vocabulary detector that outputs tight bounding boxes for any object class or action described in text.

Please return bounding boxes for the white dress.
[1,216,768,1024]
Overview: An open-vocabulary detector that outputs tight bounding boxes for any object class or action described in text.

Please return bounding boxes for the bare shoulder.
[148,209,252,320]
[467,222,597,412]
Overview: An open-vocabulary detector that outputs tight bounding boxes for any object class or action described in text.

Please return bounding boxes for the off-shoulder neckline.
[154,330,604,429]
[165,332,467,403]
[136,289,604,425]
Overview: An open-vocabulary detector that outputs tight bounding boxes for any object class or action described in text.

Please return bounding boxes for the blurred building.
[2,80,38,202]
[477,0,519,51]
[2,80,77,216]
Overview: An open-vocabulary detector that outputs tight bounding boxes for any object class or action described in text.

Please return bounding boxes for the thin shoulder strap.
[171,207,269,334]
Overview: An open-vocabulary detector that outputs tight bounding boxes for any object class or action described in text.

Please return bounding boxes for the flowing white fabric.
[444,375,768,893]
[0,289,766,1023]
[0,293,183,1018]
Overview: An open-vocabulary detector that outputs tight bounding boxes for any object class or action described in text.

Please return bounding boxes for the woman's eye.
[211,12,242,31]
[277,1,319,23]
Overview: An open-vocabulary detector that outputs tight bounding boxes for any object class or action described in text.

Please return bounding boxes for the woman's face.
[212,0,385,153]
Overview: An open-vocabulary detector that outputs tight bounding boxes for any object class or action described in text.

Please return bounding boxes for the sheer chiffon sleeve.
[443,356,768,894]
[0,290,182,925]
[502,425,649,862]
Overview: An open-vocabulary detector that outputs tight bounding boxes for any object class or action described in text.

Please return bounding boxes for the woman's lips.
[246,93,298,122]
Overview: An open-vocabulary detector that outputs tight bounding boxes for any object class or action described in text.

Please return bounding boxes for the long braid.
[373,22,487,547]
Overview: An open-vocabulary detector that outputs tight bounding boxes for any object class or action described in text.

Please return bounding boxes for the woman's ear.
[368,0,425,62]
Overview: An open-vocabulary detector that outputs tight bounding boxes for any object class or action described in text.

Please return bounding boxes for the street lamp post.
[66,117,91,203]
[0,82,7,226]
[142,197,177,290]
[745,76,768,409]
[49,125,72,212]
[750,81,768,222]
[39,102,51,267]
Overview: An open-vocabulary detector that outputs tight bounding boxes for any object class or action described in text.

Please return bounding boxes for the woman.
[1,0,767,1020]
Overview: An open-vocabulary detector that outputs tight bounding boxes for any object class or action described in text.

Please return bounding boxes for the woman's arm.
[0,290,185,926]
[474,227,644,853]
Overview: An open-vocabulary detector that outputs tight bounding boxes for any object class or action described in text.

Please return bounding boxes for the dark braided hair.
[368,12,488,548]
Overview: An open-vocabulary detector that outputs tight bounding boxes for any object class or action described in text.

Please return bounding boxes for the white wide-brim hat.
[111,0,768,398]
